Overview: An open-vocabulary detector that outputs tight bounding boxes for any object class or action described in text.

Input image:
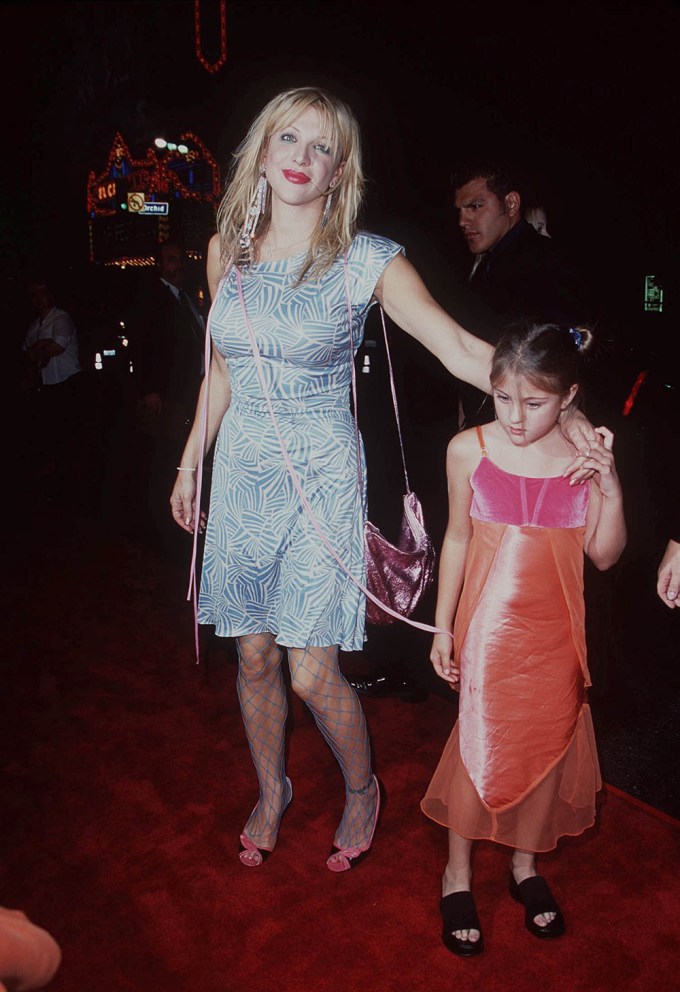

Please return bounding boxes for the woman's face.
[493,371,577,447]
[263,106,344,209]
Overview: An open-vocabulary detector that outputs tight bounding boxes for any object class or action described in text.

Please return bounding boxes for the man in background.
[451,161,592,426]
[22,278,84,502]
[134,241,205,556]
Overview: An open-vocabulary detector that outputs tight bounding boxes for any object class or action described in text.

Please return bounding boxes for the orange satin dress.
[422,427,601,852]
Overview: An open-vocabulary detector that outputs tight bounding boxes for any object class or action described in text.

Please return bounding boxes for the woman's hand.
[657,539,680,609]
[579,426,621,497]
[430,634,459,687]
[170,471,205,534]
[562,408,598,484]
[582,424,626,570]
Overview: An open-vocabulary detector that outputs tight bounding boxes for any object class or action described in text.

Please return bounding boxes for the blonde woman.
[170,87,589,873]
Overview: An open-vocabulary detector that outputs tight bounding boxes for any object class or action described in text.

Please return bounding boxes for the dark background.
[4,0,679,327]
[6,0,679,477]
[4,0,679,814]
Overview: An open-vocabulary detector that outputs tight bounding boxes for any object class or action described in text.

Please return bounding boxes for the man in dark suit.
[450,162,593,426]
[135,241,205,555]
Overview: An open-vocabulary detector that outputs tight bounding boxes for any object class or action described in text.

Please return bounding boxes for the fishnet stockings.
[288,644,376,851]
[236,633,290,850]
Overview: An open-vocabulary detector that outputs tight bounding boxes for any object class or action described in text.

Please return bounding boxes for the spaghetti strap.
[475,425,487,457]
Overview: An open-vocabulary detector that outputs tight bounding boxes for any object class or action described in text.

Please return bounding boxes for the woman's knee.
[288,645,339,701]
[237,633,282,677]
[289,663,318,701]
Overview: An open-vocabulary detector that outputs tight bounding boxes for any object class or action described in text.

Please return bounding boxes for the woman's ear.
[331,161,346,187]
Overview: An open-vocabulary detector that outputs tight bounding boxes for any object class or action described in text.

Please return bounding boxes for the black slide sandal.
[440,891,485,957]
[509,875,565,939]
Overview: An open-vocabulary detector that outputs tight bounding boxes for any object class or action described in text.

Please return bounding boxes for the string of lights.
[194,0,227,74]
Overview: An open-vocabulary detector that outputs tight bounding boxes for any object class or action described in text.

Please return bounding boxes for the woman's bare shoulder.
[206,234,225,299]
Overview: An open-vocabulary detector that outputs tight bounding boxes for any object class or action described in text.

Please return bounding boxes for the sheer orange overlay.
[422,446,601,852]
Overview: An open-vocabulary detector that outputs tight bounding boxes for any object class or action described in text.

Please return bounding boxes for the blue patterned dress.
[198,232,404,650]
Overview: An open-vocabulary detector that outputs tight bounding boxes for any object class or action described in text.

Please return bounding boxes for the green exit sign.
[644,275,663,313]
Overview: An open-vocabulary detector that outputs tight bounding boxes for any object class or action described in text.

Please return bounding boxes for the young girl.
[422,322,626,956]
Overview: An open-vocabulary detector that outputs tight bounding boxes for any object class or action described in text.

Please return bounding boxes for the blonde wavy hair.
[216,87,365,281]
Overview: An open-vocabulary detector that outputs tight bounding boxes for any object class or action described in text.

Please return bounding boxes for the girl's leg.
[443,831,480,943]
[288,644,377,851]
[511,849,556,926]
[236,633,291,854]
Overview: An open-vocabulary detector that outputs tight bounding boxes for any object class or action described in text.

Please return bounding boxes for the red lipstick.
[283,170,311,184]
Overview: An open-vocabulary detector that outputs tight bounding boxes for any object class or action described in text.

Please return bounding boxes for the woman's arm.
[375,254,597,480]
[206,233,223,301]
[170,348,232,532]
[170,237,232,533]
[430,431,476,685]
[583,426,627,570]
[374,254,493,393]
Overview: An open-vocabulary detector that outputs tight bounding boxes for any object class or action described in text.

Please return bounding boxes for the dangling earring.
[239,165,268,265]
[322,180,337,228]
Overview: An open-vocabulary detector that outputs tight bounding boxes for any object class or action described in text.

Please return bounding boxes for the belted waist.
[232,392,349,416]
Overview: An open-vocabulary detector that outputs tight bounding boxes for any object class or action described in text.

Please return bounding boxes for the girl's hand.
[430,634,459,686]
[170,472,206,534]
[581,426,621,498]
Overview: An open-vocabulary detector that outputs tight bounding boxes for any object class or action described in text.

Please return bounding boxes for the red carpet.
[2,508,679,991]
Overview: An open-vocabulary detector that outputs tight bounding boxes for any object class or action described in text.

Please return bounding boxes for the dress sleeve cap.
[347,232,405,309]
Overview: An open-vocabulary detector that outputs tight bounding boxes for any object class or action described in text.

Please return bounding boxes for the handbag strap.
[342,259,409,495]
[234,264,451,637]
[187,263,233,663]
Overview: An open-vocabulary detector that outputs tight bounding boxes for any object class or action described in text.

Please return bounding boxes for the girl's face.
[493,372,578,447]
[263,106,344,209]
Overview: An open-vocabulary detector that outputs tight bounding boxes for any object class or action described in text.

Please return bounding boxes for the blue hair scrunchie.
[569,327,582,349]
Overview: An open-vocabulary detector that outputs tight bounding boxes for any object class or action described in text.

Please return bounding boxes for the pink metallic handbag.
[355,308,436,624]
[364,492,436,624]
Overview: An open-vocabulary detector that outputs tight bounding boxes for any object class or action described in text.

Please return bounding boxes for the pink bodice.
[470,456,590,530]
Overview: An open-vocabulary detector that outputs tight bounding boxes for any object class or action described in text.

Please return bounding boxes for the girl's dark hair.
[490,321,595,413]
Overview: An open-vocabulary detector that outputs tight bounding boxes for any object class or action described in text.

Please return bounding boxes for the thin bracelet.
[176,466,197,471]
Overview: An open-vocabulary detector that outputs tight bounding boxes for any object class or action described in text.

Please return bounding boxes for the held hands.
[170,471,207,534]
[657,539,680,609]
[575,425,622,498]
[430,633,459,688]
[562,412,622,493]
[561,409,599,484]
